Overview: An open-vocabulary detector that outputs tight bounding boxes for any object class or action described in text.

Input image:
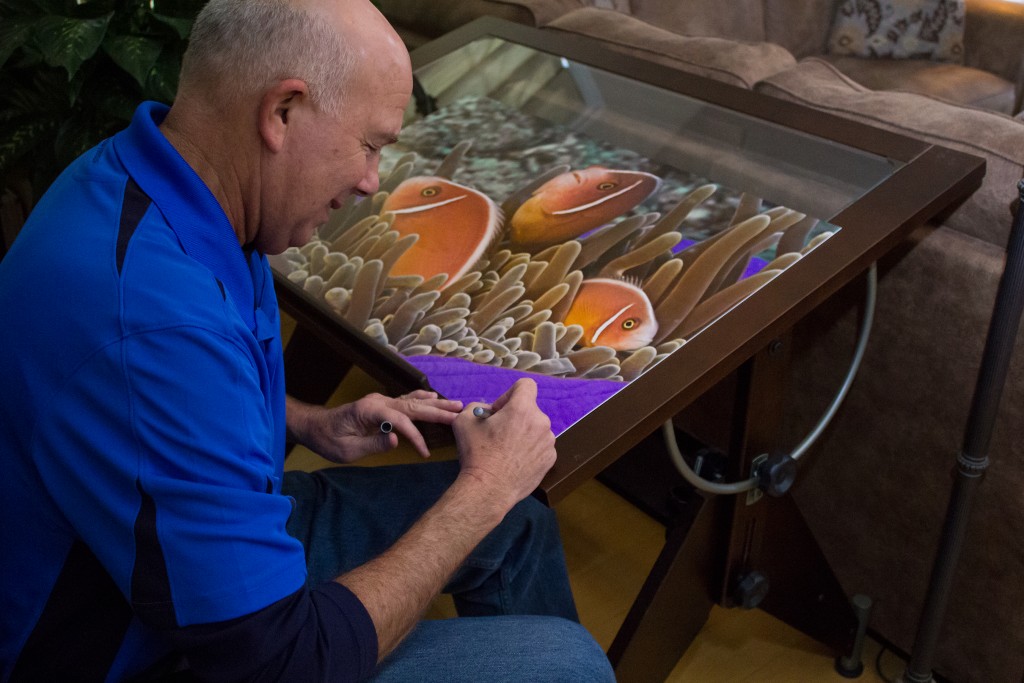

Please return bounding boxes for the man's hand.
[286,391,462,463]
[452,378,556,511]
[335,378,557,660]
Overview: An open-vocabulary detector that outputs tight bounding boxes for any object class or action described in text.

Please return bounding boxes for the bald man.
[0,0,614,681]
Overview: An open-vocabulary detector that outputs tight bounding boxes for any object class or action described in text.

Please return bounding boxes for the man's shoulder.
[5,178,245,357]
[119,216,251,342]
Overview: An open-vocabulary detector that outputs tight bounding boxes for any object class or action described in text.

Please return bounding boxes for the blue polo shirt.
[0,102,376,681]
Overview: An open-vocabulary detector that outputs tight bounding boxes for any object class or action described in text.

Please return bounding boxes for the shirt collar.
[112,101,257,332]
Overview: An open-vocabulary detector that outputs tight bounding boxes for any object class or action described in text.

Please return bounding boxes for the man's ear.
[258,78,310,153]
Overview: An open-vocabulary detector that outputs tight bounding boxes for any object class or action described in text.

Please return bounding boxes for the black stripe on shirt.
[131,480,178,629]
[116,177,152,275]
[10,541,133,682]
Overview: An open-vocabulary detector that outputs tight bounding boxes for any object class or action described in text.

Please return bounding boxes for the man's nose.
[354,164,380,197]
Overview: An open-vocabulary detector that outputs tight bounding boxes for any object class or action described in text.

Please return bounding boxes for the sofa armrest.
[1016,53,1024,114]
[965,0,1024,86]
[546,8,796,89]
[378,0,585,49]
[499,0,590,25]
[755,58,1024,247]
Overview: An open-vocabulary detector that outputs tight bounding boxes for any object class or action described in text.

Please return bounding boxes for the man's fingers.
[382,414,430,458]
[400,389,437,400]
[399,396,462,419]
[492,378,537,412]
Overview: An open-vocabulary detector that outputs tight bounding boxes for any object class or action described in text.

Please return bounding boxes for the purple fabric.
[406,355,624,436]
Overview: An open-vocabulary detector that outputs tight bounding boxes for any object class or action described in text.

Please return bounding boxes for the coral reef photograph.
[271,96,836,433]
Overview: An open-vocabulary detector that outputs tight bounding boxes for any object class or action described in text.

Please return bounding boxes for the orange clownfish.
[510,167,661,248]
[563,278,659,351]
[383,176,502,287]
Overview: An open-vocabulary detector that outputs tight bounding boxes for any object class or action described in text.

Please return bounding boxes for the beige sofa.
[376,2,1024,682]
[382,0,1022,113]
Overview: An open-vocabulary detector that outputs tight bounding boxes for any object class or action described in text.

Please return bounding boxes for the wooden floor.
[285,363,901,682]
[556,477,894,683]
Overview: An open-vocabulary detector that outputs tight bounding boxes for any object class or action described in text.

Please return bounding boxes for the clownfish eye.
[621,318,638,330]
[421,186,441,197]
[596,182,618,191]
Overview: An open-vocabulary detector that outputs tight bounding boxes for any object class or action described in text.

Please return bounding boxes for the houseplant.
[0,0,204,253]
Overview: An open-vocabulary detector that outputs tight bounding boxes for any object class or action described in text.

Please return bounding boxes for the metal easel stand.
[898,178,1024,683]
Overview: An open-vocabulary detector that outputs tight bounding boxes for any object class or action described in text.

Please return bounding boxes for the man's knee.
[503,493,559,538]
[536,618,615,682]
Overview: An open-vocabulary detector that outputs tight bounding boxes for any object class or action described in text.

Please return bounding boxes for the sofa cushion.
[821,54,1016,114]
[544,7,797,89]
[588,0,630,10]
[754,58,1024,247]
[377,0,584,47]
[627,0,766,43]
[964,0,1024,88]
[763,0,836,58]
[827,0,967,63]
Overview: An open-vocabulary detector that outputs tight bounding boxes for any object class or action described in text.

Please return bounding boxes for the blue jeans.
[282,460,614,682]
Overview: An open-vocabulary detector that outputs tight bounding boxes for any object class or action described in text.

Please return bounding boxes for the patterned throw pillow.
[827,0,966,63]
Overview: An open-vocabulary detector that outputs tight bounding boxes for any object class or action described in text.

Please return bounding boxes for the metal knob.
[733,571,770,610]
[755,453,797,497]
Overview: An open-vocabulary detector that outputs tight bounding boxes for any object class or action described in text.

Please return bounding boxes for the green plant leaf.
[33,12,112,79]
[152,0,205,18]
[143,48,180,102]
[35,66,74,109]
[0,118,59,175]
[86,71,141,122]
[0,19,35,70]
[102,33,162,87]
[151,12,192,39]
[0,0,54,14]
[1,0,201,198]
[0,67,69,118]
[30,0,66,14]
[70,0,119,18]
[65,58,93,106]
[54,111,104,167]
[98,93,139,124]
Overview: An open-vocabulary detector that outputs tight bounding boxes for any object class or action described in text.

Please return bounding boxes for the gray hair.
[179,0,355,114]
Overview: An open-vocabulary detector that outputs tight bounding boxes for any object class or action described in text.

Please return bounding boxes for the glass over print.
[270,38,900,435]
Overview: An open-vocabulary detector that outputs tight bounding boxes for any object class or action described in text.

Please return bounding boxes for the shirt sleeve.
[35,321,305,625]
[125,323,306,624]
[167,583,378,683]
[34,314,379,680]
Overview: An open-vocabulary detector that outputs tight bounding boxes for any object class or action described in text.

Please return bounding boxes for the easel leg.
[756,492,858,655]
[715,339,858,655]
[608,486,724,683]
[600,338,859,677]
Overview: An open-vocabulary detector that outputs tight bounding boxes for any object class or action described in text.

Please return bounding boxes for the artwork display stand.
[280,316,862,683]
[597,337,859,683]
[897,180,1024,683]
[274,16,988,679]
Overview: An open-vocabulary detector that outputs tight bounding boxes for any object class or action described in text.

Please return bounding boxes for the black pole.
[900,178,1024,683]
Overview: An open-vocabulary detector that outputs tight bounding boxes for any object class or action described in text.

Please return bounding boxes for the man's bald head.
[177,0,407,115]
[162,0,412,253]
